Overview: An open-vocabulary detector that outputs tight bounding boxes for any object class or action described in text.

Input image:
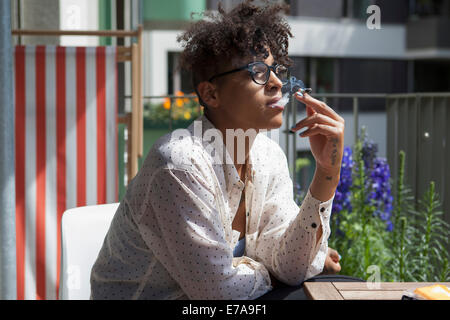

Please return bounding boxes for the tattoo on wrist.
[331,138,338,166]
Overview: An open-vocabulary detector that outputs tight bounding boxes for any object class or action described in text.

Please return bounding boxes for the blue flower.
[386,221,393,232]
[332,146,353,216]
[294,132,394,233]
[334,137,393,232]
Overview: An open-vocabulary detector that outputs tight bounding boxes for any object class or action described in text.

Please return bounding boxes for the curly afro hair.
[177,0,293,105]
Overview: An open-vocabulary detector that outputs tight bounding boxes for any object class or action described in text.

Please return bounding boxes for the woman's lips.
[268,104,284,111]
[268,97,281,105]
[267,94,289,110]
[267,97,282,108]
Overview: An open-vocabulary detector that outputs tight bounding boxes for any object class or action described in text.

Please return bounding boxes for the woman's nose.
[267,70,283,91]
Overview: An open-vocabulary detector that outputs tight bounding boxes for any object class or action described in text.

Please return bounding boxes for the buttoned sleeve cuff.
[298,188,334,233]
[300,188,335,279]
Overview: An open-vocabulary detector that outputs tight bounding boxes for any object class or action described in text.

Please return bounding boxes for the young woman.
[91,0,344,300]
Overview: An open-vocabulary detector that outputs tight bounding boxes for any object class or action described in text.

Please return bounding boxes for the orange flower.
[163,98,171,110]
[174,91,184,108]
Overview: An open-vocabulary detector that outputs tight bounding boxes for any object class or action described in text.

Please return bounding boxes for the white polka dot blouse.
[90,114,334,300]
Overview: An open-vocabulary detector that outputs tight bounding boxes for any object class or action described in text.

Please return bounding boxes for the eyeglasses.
[208,61,288,86]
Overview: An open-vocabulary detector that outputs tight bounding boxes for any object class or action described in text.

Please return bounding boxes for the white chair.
[59,203,120,300]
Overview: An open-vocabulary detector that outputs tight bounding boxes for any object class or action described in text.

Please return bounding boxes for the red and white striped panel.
[14,46,118,300]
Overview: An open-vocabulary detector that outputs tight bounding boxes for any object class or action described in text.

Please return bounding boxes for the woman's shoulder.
[124,129,214,202]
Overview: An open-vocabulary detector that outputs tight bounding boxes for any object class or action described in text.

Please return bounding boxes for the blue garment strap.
[233,237,246,257]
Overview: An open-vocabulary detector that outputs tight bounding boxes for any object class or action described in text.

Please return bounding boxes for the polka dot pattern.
[90,114,335,299]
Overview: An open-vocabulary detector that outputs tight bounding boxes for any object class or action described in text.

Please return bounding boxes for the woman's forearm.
[309,166,340,202]
[309,166,340,246]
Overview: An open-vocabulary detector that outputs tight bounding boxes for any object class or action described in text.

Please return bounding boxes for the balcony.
[406,17,450,58]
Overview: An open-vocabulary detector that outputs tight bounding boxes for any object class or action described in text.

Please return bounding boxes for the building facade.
[11,0,450,177]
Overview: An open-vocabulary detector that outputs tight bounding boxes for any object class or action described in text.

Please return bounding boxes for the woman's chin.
[265,113,284,130]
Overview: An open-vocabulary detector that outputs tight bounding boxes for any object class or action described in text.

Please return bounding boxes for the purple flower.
[332,136,394,232]
[367,157,393,230]
[386,221,393,232]
[332,146,353,215]
[294,132,394,233]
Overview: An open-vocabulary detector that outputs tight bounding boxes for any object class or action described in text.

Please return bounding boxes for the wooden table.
[303,282,450,300]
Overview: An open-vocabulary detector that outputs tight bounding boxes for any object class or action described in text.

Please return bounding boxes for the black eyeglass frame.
[208,61,288,85]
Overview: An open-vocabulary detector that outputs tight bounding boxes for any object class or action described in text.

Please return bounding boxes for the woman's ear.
[197,81,220,110]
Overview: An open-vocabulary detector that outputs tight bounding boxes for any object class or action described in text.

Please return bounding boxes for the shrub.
[298,127,449,282]
[143,91,203,129]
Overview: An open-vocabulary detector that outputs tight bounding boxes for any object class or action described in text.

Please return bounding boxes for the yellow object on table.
[414,285,450,300]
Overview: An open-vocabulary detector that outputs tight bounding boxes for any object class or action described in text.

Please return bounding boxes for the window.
[409,0,450,18]
[168,52,194,95]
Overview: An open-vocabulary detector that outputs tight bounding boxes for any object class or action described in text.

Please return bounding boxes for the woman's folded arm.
[141,167,272,299]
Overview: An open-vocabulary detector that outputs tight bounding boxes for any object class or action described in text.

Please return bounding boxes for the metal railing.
[385,93,450,229]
